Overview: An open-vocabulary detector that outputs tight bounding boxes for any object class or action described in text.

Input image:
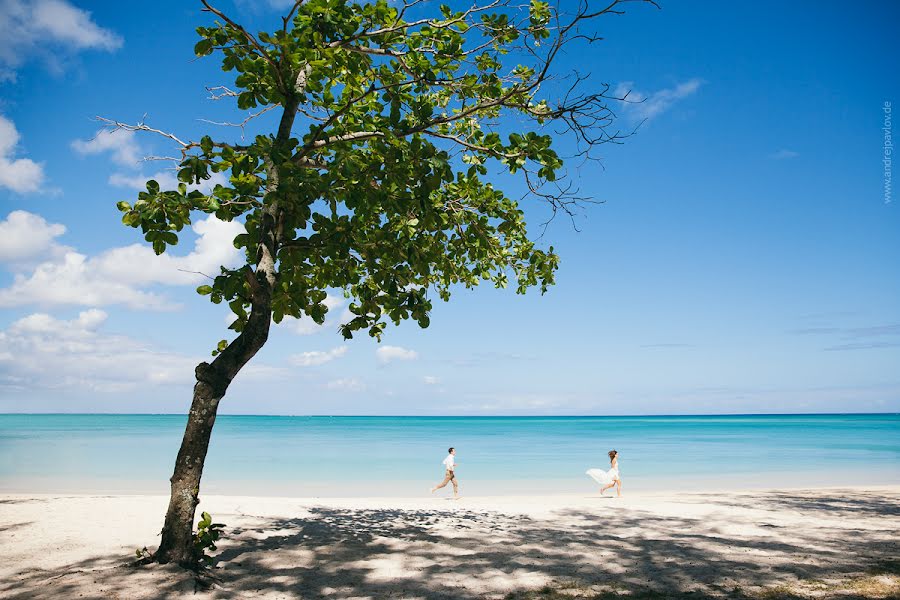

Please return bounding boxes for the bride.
[586,450,623,497]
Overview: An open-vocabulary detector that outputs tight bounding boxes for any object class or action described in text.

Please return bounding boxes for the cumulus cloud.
[0,211,244,310]
[0,252,174,310]
[0,0,122,81]
[31,0,121,48]
[613,78,702,122]
[0,210,70,266]
[0,309,195,392]
[0,115,45,193]
[89,215,242,286]
[289,346,348,367]
[109,169,229,195]
[71,128,141,167]
[0,309,285,392]
[423,375,440,385]
[375,345,418,364]
[74,130,232,192]
[281,294,350,335]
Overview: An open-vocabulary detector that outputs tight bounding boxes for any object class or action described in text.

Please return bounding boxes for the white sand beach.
[1,486,899,599]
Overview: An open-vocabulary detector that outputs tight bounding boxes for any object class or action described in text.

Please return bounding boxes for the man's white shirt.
[442,454,455,470]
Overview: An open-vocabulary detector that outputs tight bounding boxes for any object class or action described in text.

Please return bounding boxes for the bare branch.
[177,269,215,280]
[96,115,252,163]
[141,155,183,163]
[424,129,520,160]
[206,86,239,100]
[95,115,189,148]
[281,1,304,31]
[198,104,279,139]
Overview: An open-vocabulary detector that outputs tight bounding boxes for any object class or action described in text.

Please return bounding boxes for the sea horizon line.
[2,411,897,418]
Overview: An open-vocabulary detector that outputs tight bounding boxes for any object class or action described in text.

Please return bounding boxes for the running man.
[430,447,458,497]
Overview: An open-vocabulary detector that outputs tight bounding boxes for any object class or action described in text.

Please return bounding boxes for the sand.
[1,486,898,599]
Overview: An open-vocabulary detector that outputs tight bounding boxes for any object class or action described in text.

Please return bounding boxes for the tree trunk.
[154,291,273,564]
[154,283,274,565]
[154,370,226,565]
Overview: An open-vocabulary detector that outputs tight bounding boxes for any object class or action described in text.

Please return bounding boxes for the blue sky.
[0,0,897,415]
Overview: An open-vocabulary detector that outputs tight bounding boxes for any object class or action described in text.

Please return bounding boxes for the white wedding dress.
[586,463,620,485]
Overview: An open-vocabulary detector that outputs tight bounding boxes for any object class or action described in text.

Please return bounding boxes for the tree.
[104,0,653,566]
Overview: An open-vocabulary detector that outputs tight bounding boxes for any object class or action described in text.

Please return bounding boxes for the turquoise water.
[0,414,898,496]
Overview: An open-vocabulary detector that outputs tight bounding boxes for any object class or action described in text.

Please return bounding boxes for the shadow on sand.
[2,489,898,599]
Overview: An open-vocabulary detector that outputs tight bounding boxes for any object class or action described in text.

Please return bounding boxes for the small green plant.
[192,511,225,567]
[132,546,153,565]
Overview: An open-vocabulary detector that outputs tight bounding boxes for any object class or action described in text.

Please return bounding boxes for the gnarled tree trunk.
[154,371,225,565]
[154,289,272,565]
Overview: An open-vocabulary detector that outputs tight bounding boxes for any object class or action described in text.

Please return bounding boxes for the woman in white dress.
[586,450,622,497]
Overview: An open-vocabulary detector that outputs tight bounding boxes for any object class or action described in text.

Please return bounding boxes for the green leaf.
[194,38,213,56]
[122,211,141,227]
[237,91,256,110]
[196,285,214,295]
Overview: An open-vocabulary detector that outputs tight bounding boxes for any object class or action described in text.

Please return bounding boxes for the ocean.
[1,414,898,496]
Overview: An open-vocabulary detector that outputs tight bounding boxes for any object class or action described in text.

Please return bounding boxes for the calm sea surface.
[0,414,898,496]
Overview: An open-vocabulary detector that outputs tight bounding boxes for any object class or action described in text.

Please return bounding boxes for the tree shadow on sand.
[675,488,900,519]
[2,491,899,599]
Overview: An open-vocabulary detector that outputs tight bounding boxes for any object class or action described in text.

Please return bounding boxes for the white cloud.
[109,168,229,195]
[289,346,348,367]
[32,0,122,49]
[75,130,233,192]
[281,294,349,335]
[0,309,195,392]
[0,210,69,265]
[89,214,242,286]
[0,212,243,310]
[324,377,366,392]
[769,149,799,160]
[0,115,45,193]
[71,128,141,167]
[614,78,702,122]
[240,362,291,380]
[375,345,419,364]
[0,308,284,392]
[423,375,440,385]
[0,0,122,81]
[0,252,174,310]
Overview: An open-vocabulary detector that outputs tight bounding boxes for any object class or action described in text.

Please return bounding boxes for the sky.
[0,0,897,415]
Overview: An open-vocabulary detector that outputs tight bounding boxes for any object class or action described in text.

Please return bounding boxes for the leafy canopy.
[113,0,635,346]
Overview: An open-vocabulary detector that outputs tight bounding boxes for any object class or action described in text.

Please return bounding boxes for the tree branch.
[200,0,286,91]
[198,104,279,140]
